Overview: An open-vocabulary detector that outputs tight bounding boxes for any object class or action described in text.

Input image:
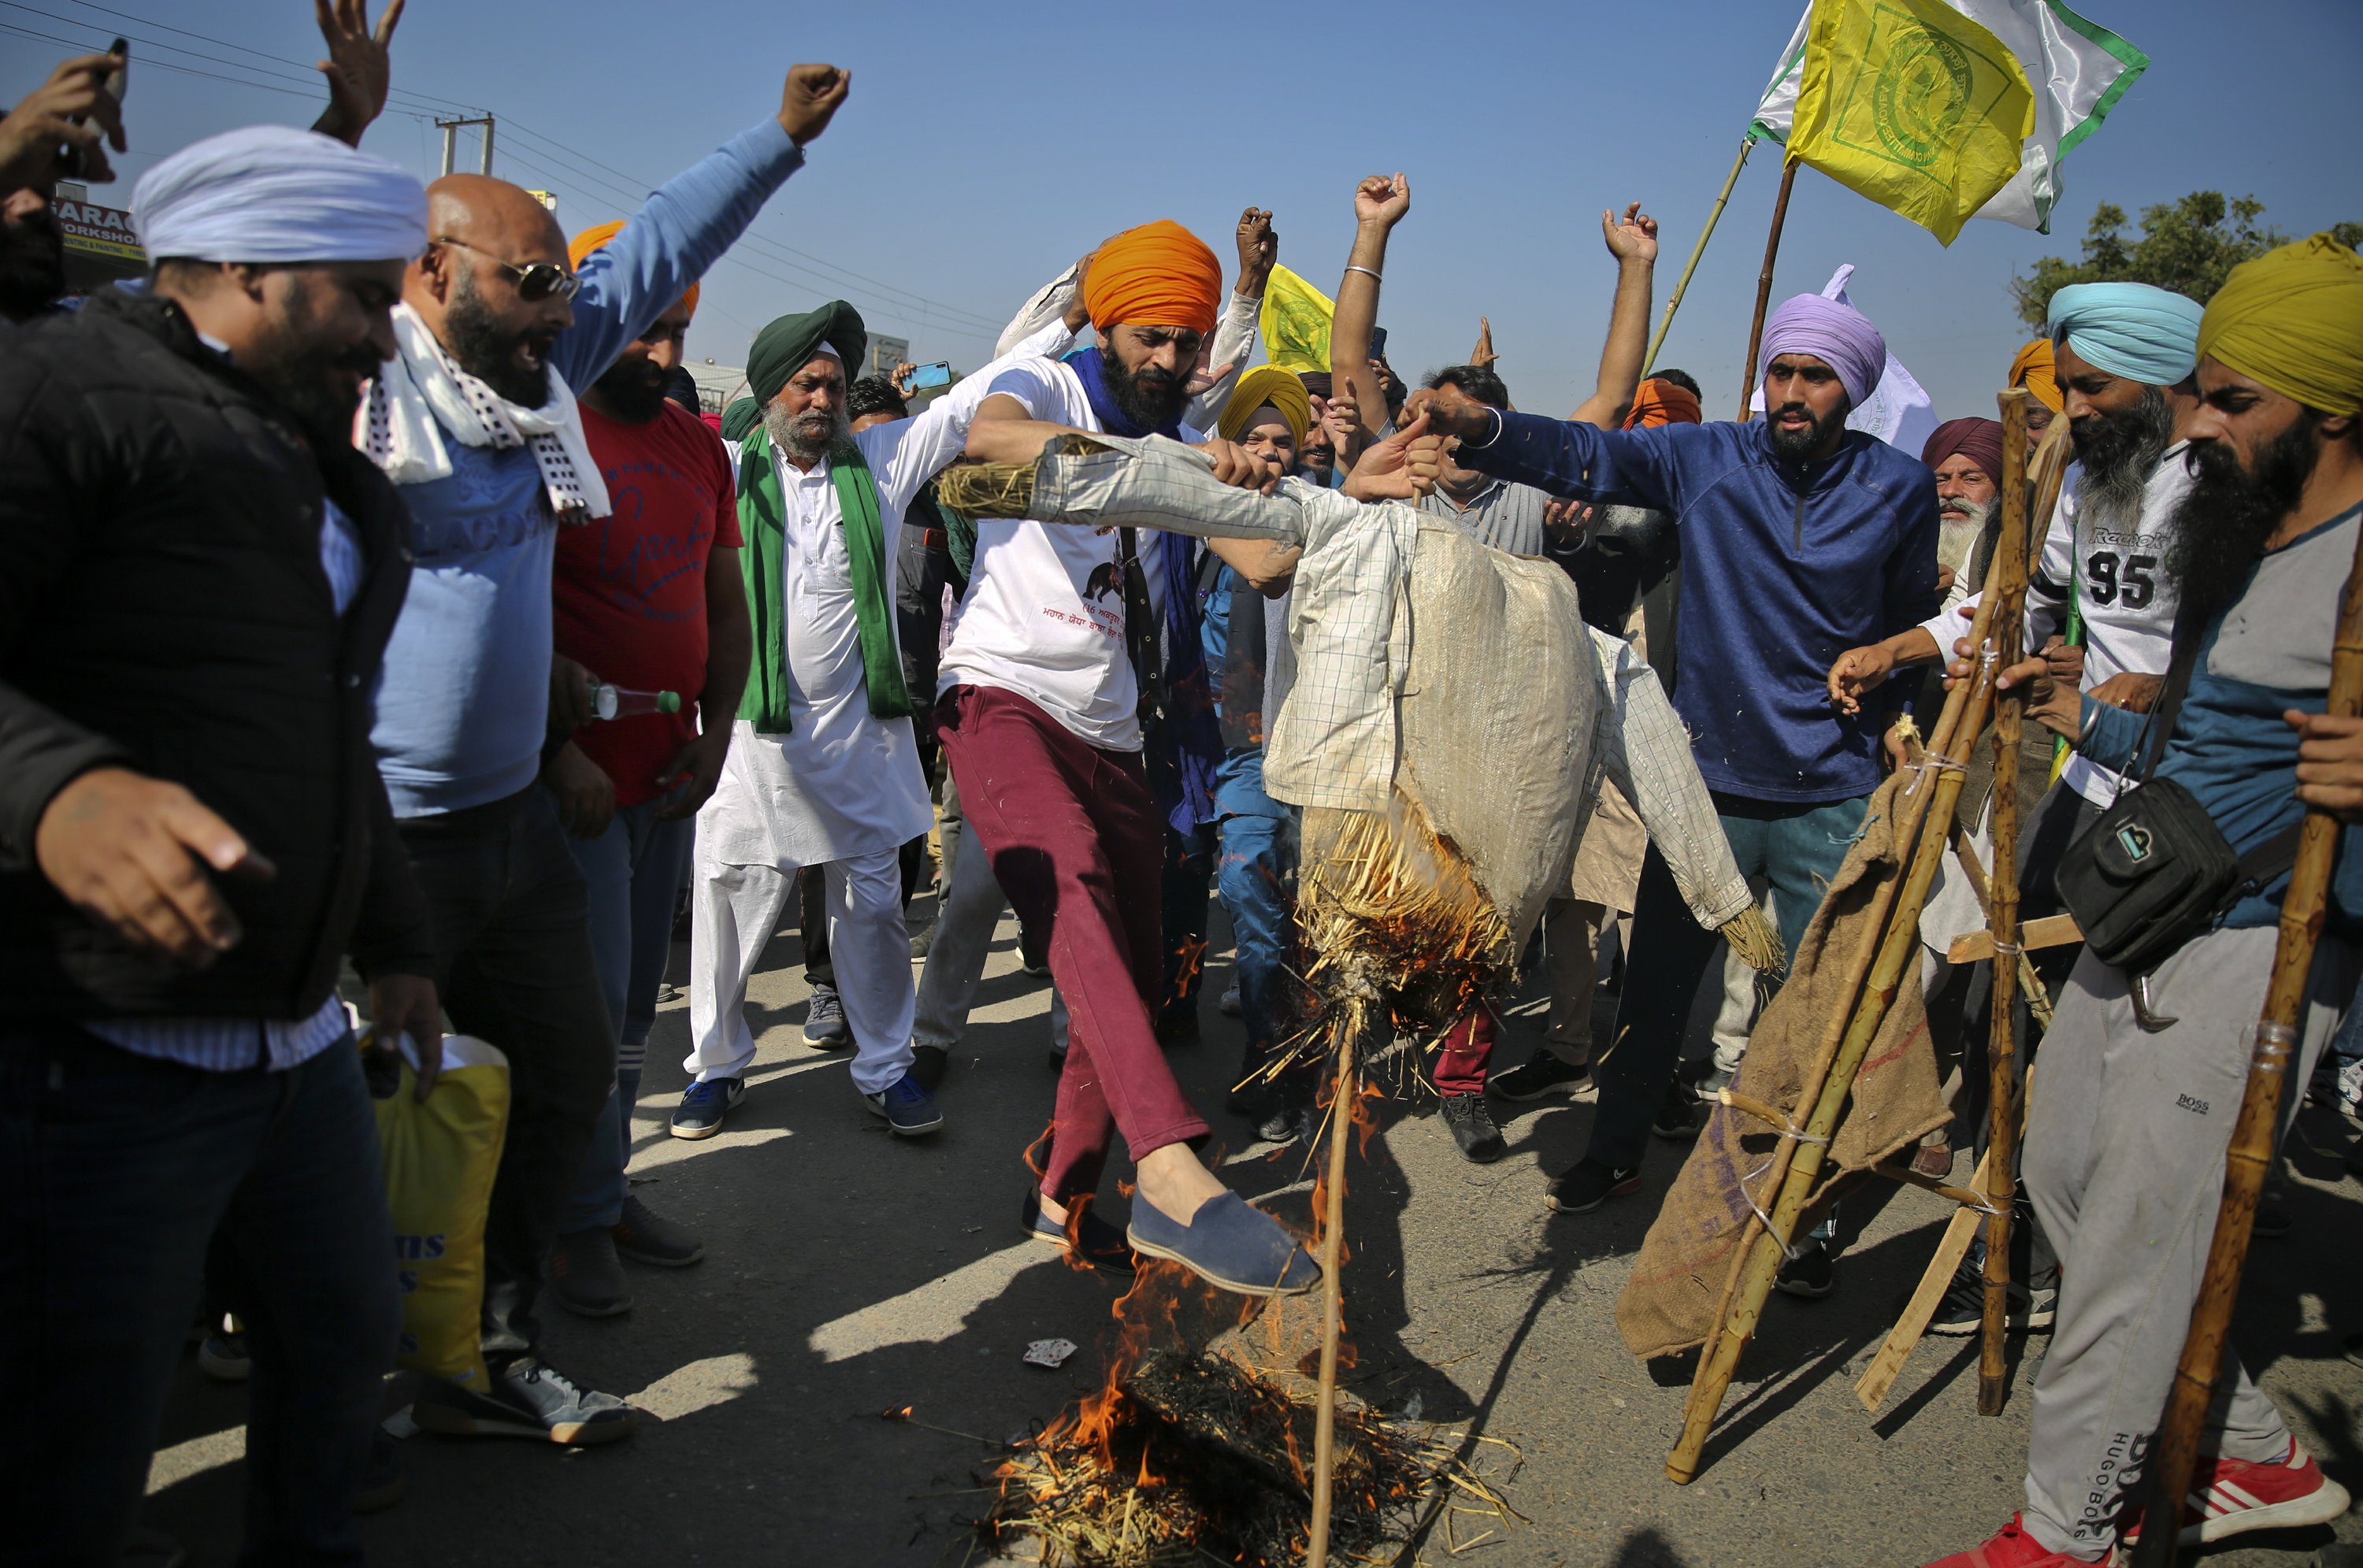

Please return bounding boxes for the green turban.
[746,300,866,406]
[719,396,762,443]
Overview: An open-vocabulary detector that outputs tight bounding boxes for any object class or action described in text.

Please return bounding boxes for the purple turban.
[1922,417,2004,480]
[1760,294,1887,406]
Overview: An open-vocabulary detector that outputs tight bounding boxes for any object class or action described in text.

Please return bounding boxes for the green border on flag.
[2042,0,2150,158]
[1747,31,1810,144]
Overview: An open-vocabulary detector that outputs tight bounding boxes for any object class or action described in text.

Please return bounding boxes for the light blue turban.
[2046,282,2202,387]
[134,124,427,265]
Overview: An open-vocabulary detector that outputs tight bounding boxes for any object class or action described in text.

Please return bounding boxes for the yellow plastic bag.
[370,1032,509,1393]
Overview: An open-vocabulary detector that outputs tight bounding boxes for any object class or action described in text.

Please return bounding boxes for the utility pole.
[435,115,495,177]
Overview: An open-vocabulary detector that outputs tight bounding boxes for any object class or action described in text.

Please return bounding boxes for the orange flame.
[1169,935,1207,1004]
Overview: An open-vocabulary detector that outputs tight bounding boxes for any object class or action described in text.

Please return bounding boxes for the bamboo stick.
[1736,158,1799,423]
[1857,1147,1993,1410]
[2124,519,2363,1567]
[1643,136,1754,376]
[1668,414,2071,1481]
[1979,389,2034,1416]
[1306,1009,1359,1568]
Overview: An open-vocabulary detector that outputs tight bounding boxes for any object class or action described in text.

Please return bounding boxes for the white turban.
[134,125,427,265]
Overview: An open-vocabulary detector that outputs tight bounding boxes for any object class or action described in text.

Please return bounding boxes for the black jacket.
[0,288,434,1018]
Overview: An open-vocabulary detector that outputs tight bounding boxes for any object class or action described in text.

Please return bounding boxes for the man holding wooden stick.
[1925,235,2363,1568]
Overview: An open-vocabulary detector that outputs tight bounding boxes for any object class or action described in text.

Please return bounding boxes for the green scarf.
[734,427,914,734]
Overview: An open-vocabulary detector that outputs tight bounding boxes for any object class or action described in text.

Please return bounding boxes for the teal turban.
[746,300,866,406]
[2046,282,2202,387]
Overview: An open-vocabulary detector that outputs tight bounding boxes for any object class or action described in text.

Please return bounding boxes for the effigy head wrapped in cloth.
[938,432,1779,1075]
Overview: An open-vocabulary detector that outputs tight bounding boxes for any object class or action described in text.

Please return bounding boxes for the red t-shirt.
[557,402,743,806]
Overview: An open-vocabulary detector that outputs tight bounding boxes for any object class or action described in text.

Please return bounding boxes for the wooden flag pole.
[1978,387,2034,1416]
[1306,1010,1360,1568]
[1737,156,1800,422]
[2126,521,2363,1567]
[1643,136,1756,376]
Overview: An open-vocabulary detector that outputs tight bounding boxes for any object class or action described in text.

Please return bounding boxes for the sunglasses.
[433,235,581,302]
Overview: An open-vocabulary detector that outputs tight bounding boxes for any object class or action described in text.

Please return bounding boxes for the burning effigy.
[940,433,1770,1563]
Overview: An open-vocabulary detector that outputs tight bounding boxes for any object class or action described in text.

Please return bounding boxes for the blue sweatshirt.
[2078,506,2363,937]
[373,118,805,817]
[1461,411,1939,804]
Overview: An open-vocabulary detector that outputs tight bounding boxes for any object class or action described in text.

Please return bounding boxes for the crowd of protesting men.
[3,7,2362,1565]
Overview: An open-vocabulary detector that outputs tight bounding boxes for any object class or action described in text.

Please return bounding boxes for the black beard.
[2165,418,2320,619]
[591,358,670,424]
[442,269,553,407]
[2072,384,2174,521]
[1104,349,1189,432]
[1767,399,1848,462]
[0,204,65,320]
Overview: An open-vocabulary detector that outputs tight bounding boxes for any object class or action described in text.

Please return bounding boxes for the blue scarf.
[1068,347,1222,832]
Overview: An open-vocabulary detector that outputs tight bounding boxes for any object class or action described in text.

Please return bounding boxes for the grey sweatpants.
[2020,921,2358,1556]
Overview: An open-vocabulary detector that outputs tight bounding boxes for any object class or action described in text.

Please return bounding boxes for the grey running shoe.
[803,984,851,1047]
[414,1357,635,1446]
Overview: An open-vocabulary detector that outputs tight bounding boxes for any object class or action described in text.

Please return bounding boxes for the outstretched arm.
[1404,380,1684,511]
[1330,173,1408,447]
[310,0,405,148]
[1566,203,1659,430]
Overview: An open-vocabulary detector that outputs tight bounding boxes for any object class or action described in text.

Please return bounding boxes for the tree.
[2010,191,2363,328]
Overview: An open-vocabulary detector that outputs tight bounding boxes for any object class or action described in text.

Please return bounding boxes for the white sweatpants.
[684,837,914,1096]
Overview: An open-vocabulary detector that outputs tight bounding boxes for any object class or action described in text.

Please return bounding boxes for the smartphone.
[1367,326,1389,359]
[60,39,127,182]
[908,361,954,392]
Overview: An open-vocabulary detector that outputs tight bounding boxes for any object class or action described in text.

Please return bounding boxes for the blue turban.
[2046,282,2202,387]
[1760,293,1887,406]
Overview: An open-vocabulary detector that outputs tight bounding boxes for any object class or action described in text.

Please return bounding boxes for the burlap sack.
[1616,769,1949,1360]
[1393,525,1597,950]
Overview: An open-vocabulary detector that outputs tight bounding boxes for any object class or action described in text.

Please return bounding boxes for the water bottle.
[588,682,681,721]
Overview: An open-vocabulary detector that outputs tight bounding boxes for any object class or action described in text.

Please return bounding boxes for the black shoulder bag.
[2055,609,2299,976]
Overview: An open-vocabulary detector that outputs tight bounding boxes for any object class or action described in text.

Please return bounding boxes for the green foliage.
[2010,192,2361,328]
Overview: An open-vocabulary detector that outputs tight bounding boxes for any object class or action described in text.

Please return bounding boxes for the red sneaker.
[2124,1437,2351,1547]
[1922,1514,2101,1567]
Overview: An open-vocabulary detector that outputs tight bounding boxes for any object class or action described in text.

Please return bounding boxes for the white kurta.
[703,328,1070,869]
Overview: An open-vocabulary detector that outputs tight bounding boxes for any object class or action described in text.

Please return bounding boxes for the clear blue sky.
[9,0,2359,423]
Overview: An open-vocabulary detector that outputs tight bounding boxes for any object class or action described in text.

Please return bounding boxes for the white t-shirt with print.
[936,356,1196,751]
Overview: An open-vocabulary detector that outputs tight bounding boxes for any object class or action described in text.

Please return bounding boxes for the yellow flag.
[1259,264,1334,373]
[1789,0,2035,246]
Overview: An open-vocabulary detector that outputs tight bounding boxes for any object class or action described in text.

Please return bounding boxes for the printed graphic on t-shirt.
[2082,521,2168,614]
[583,456,719,621]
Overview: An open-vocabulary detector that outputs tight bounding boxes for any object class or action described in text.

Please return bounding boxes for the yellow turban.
[1082,219,1222,335]
[568,219,699,318]
[2198,233,2363,416]
[2009,338,2061,413]
[1217,365,1311,448]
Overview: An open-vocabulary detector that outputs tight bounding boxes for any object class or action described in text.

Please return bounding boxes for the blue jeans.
[1585,791,1870,1172]
[560,798,694,1233]
[0,1025,399,1565]
[1214,750,1297,1063]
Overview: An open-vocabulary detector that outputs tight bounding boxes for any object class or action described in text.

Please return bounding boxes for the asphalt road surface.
[144,892,2363,1566]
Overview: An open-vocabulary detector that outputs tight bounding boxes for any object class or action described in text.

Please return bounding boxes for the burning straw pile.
[983,1338,1515,1566]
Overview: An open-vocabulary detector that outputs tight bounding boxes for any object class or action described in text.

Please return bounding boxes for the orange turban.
[569,219,699,318]
[1623,376,1703,429]
[1082,219,1222,335]
[2009,338,2061,413]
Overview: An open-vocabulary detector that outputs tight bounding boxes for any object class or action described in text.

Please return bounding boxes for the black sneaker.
[910,1043,949,1092]
[669,1077,744,1140]
[803,984,851,1047]
[1488,1053,1590,1103]
[1929,1270,2031,1336]
[1650,1084,1702,1141]
[1545,1159,1641,1214]
[611,1194,703,1268]
[908,921,937,960]
[1774,1239,1834,1299]
[1257,1100,1310,1144]
[1440,1093,1506,1162]
[414,1357,635,1446]
[548,1227,632,1318]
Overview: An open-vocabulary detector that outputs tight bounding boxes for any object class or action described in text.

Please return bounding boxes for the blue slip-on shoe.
[803,984,852,1047]
[669,1077,744,1140]
[1126,1191,1320,1297]
[862,1070,944,1137]
[1021,1188,1137,1276]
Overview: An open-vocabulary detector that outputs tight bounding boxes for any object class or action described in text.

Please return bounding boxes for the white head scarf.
[133,124,426,264]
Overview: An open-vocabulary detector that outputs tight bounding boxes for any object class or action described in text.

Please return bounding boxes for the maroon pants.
[935,685,1211,1203]
[1430,1006,1497,1096]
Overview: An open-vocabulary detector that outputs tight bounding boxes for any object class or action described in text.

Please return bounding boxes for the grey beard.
[1937,495,1994,575]
[763,401,848,465]
[2076,384,2175,526]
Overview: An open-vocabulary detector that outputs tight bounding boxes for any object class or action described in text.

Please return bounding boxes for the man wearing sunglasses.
[356,61,851,1449]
